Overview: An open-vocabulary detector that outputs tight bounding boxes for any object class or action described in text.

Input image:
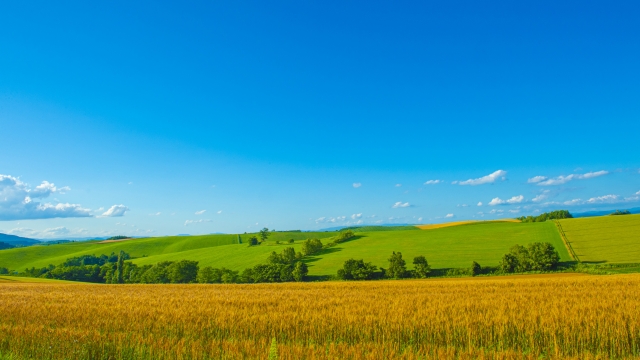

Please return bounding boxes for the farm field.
[558,214,640,263]
[0,274,638,360]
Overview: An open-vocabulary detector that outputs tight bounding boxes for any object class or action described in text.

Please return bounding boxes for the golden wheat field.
[1,274,639,360]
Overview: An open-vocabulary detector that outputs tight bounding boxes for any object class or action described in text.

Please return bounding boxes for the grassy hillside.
[304,221,571,275]
[0,232,335,271]
[558,214,640,263]
[0,222,571,277]
[131,221,569,276]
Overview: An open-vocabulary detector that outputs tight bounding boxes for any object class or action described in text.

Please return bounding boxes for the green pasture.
[559,214,640,263]
[0,232,335,271]
[304,221,571,275]
[0,223,571,276]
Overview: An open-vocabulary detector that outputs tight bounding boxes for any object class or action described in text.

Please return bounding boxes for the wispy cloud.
[424,180,441,185]
[195,210,206,215]
[351,213,362,219]
[527,176,547,184]
[392,202,411,208]
[352,183,362,188]
[445,213,454,218]
[456,170,507,186]
[532,190,550,203]
[477,202,483,206]
[217,210,222,214]
[395,184,402,187]
[488,195,524,206]
[149,212,161,216]
[536,170,609,186]
[184,219,211,226]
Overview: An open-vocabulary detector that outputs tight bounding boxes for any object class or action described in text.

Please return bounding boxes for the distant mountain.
[573,207,640,218]
[0,233,41,247]
[0,242,14,250]
[317,223,414,232]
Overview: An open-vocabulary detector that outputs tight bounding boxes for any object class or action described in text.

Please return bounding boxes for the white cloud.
[352,183,362,188]
[445,214,454,218]
[477,202,483,206]
[509,209,521,214]
[532,190,550,203]
[315,217,326,223]
[457,204,468,207]
[149,212,161,216]
[636,190,640,196]
[457,170,507,186]
[395,184,402,187]
[537,170,609,186]
[0,174,90,221]
[217,210,222,214]
[424,180,441,185]
[195,210,206,215]
[527,176,547,184]
[488,195,524,206]
[563,199,583,206]
[417,217,423,222]
[351,213,362,219]
[587,195,619,204]
[184,219,211,226]
[392,202,411,208]
[101,205,129,217]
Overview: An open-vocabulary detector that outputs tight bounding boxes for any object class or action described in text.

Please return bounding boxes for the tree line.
[517,210,572,223]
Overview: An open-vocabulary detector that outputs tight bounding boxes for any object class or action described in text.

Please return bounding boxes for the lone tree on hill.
[259,228,271,243]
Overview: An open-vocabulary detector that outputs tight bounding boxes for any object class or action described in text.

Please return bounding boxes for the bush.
[386,252,407,279]
[610,210,631,216]
[336,259,378,280]
[287,239,295,244]
[0,267,9,274]
[248,236,259,246]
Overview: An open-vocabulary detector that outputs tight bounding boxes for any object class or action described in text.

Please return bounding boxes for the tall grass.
[0,274,639,359]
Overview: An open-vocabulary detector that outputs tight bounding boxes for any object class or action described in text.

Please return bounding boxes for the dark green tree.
[527,242,560,271]
[292,261,308,282]
[116,250,125,284]
[470,261,481,276]
[167,260,199,283]
[259,228,271,243]
[336,259,378,280]
[301,238,323,256]
[412,256,431,278]
[386,251,407,279]
[248,236,259,246]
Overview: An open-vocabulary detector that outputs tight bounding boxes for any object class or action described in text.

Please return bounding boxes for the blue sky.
[1,1,639,239]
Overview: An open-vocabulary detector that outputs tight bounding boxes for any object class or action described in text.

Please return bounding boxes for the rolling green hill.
[0,232,335,271]
[0,220,572,278]
[558,214,640,263]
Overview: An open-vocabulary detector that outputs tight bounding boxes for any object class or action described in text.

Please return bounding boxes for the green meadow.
[558,214,640,263]
[0,222,572,276]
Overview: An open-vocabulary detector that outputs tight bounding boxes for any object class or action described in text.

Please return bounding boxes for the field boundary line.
[555,220,580,262]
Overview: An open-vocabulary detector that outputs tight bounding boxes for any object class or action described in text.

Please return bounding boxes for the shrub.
[287,239,295,244]
[518,210,572,223]
[248,236,259,246]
